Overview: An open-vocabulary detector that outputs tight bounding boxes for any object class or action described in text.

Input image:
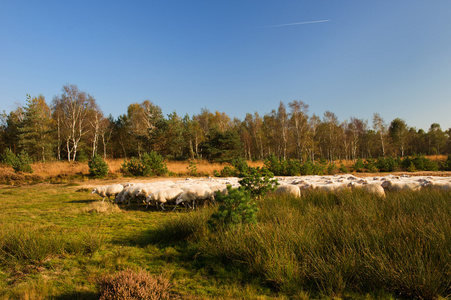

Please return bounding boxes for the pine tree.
[18,94,54,161]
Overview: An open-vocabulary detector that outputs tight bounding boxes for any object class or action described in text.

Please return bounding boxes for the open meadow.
[1,172,450,299]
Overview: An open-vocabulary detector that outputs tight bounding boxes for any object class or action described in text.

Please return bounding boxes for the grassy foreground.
[0,183,450,299]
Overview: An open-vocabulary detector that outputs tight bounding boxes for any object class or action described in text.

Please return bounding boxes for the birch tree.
[52,84,98,161]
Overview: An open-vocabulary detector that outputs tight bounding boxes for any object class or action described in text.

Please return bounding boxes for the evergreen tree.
[18,94,54,161]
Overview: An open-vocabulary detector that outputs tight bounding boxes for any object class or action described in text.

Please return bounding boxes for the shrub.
[208,186,258,230]
[88,154,109,178]
[230,157,249,173]
[121,151,167,177]
[339,163,348,173]
[264,154,284,176]
[352,158,365,172]
[1,148,17,166]
[326,164,338,175]
[98,269,174,300]
[219,165,237,177]
[364,157,378,172]
[286,159,301,176]
[238,167,278,199]
[442,154,451,171]
[142,151,168,176]
[11,150,33,173]
[187,159,198,176]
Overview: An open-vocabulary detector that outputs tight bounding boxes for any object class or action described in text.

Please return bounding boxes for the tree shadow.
[53,291,98,300]
[66,199,97,204]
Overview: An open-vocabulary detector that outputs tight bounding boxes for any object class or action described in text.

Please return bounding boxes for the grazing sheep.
[118,184,147,205]
[92,184,124,202]
[145,188,184,210]
[381,180,422,192]
[173,186,214,211]
[348,182,385,198]
[274,185,301,197]
[422,180,451,191]
[310,183,349,192]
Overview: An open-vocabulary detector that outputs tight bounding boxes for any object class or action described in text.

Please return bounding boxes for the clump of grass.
[0,224,103,265]
[184,189,451,298]
[98,269,176,300]
[148,208,213,244]
[83,201,122,214]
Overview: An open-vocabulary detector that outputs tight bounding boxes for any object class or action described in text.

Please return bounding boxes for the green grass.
[1,183,450,299]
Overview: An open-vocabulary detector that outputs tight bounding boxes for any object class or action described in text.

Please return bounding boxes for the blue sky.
[1,0,451,131]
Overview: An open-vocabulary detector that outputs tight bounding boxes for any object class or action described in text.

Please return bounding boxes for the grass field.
[1,180,450,299]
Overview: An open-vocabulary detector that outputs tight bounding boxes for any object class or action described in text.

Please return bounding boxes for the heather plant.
[98,269,174,300]
[88,154,109,178]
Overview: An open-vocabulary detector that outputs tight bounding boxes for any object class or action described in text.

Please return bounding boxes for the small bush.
[339,163,348,173]
[238,167,278,199]
[219,165,237,177]
[88,154,109,178]
[11,151,33,173]
[142,151,168,176]
[1,148,17,166]
[442,154,451,171]
[352,158,365,172]
[121,151,168,177]
[187,159,198,176]
[208,186,258,230]
[98,269,174,300]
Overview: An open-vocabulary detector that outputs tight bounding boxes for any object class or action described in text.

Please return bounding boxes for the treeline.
[1,84,450,164]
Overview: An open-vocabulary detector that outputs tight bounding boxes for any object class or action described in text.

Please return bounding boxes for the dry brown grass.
[82,201,122,214]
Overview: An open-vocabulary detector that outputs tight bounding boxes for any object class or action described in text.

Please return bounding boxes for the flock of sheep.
[91,174,451,211]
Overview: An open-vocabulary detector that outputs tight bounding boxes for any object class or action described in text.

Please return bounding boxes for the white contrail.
[262,19,331,28]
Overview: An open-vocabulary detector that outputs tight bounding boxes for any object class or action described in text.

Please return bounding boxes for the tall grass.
[0,224,103,265]
[154,189,451,299]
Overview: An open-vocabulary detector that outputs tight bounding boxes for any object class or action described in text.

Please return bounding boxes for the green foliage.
[208,186,258,230]
[219,166,238,177]
[401,155,438,172]
[286,159,302,176]
[121,151,168,177]
[238,167,278,199]
[326,163,338,175]
[88,154,109,178]
[9,150,33,173]
[230,157,249,173]
[142,151,168,176]
[364,157,378,172]
[352,158,365,172]
[201,128,243,163]
[1,148,17,166]
[187,159,198,176]
[75,149,89,162]
[376,156,399,172]
[339,163,348,173]
[442,154,451,171]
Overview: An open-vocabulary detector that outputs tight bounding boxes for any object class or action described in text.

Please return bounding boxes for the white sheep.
[91,184,124,202]
[173,186,214,211]
[274,185,301,197]
[422,180,451,191]
[310,183,349,192]
[381,180,422,192]
[348,182,385,198]
[145,187,184,210]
